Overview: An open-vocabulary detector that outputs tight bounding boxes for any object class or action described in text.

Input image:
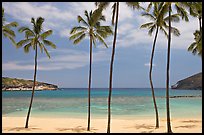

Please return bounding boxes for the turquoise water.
[2,88,202,118]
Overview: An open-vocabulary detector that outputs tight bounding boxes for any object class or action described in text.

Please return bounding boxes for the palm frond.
[4,22,18,28]
[91,8,103,26]
[43,39,57,49]
[70,31,85,40]
[23,43,32,53]
[73,33,86,44]
[141,12,156,21]
[92,38,97,48]
[16,39,32,48]
[140,22,154,29]
[25,30,35,39]
[41,44,51,59]
[175,4,189,22]
[35,17,44,34]
[96,2,110,10]
[99,15,106,22]
[18,27,34,34]
[148,25,156,36]
[95,33,108,48]
[70,26,87,34]
[31,17,35,26]
[96,26,113,37]
[164,13,180,23]
[171,26,180,36]
[2,26,16,37]
[126,2,143,10]
[8,36,17,47]
[38,41,44,53]
[159,27,168,38]
[77,15,89,26]
[166,26,180,36]
[40,30,53,40]
[146,2,153,12]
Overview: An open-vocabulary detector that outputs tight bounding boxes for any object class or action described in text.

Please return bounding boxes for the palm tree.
[160,2,189,133]
[16,17,57,128]
[140,2,180,128]
[188,2,202,59]
[95,2,142,133]
[2,7,18,46]
[188,29,202,58]
[188,2,202,32]
[69,9,113,131]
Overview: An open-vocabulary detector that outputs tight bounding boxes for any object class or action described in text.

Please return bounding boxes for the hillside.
[171,72,202,90]
[2,77,58,91]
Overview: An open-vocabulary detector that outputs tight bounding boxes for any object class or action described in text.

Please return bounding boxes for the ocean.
[2,88,202,119]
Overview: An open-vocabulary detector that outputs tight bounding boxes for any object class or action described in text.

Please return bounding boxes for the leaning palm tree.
[160,2,189,133]
[96,2,143,133]
[2,7,18,46]
[16,17,57,128]
[140,2,180,128]
[188,29,202,58]
[69,9,113,131]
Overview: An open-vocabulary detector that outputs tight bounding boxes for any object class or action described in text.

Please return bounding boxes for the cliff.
[2,77,58,91]
[171,72,202,90]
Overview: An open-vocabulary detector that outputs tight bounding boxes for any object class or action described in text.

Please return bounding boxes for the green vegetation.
[2,77,58,90]
[2,7,18,46]
[187,2,202,58]
[96,2,142,133]
[2,2,202,133]
[161,2,190,133]
[188,30,202,57]
[141,2,181,128]
[2,77,34,87]
[16,17,57,128]
[69,9,113,131]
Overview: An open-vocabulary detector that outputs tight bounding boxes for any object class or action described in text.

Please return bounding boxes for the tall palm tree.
[2,7,18,46]
[16,17,57,128]
[96,2,142,133]
[140,2,180,128]
[69,9,113,131]
[160,2,189,133]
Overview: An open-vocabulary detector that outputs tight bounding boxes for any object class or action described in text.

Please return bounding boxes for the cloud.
[2,49,111,71]
[2,2,198,50]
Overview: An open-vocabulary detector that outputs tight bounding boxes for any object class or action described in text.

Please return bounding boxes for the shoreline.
[2,116,202,133]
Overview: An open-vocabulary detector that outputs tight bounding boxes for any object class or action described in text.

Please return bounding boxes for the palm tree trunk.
[107,2,119,133]
[149,26,159,128]
[25,45,38,128]
[87,35,92,131]
[199,17,202,60]
[166,5,172,133]
[199,17,201,33]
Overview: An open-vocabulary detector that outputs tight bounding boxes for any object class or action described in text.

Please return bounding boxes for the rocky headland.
[2,77,58,91]
[171,72,202,90]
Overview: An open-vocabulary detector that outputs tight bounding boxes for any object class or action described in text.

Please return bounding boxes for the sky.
[2,2,202,88]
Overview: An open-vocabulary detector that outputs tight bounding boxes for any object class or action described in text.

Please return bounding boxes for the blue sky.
[2,2,202,88]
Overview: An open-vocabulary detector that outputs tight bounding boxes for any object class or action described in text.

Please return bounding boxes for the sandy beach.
[2,116,202,133]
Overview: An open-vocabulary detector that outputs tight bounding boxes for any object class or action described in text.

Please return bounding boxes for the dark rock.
[171,72,202,90]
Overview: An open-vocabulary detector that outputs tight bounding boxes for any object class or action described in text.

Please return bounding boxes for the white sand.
[2,116,202,133]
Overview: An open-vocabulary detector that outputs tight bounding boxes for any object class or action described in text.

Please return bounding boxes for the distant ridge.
[2,77,58,91]
[171,72,202,90]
